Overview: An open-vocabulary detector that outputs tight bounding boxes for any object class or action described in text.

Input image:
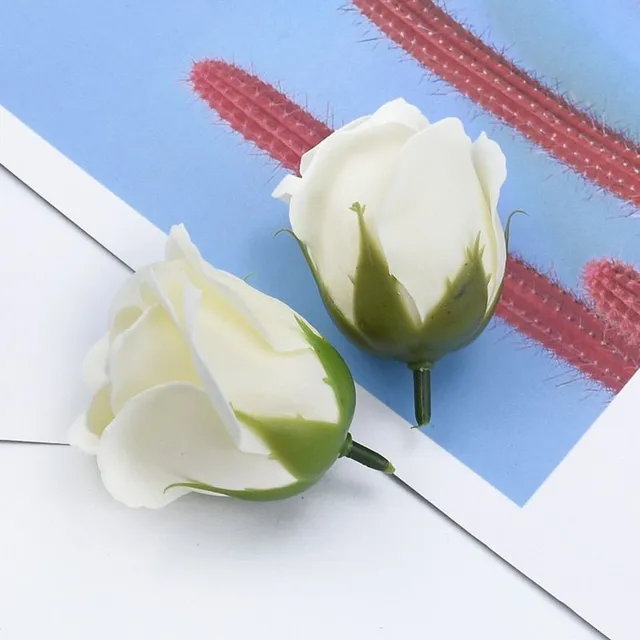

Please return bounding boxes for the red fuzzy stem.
[583,259,640,348]
[190,60,331,172]
[190,58,639,391]
[502,257,638,392]
[353,0,640,207]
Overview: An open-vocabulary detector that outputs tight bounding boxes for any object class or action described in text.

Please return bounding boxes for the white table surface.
[0,164,604,639]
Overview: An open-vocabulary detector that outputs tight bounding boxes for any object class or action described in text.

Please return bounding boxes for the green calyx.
[291,204,521,371]
[291,201,501,367]
[166,316,356,502]
[288,203,521,429]
[349,202,492,365]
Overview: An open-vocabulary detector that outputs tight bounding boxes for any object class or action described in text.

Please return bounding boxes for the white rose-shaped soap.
[70,226,387,508]
[273,99,510,425]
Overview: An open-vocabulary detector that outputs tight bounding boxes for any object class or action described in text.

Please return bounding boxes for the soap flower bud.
[273,99,511,425]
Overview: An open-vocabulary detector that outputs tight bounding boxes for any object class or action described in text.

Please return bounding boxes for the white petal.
[203,268,310,353]
[111,259,196,341]
[333,115,372,135]
[472,133,507,303]
[107,262,185,340]
[288,122,416,321]
[97,383,296,509]
[108,270,147,332]
[110,306,143,342]
[272,174,302,204]
[165,224,200,263]
[184,278,339,426]
[69,413,100,454]
[373,117,490,320]
[166,225,308,353]
[298,116,371,176]
[141,268,253,455]
[368,98,430,131]
[157,230,336,451]
[181,282,272,456]
[82,335,109,393]
[298,147,317,177]
[472,133,506,218]
[108,304,201,413]
[488,220,507,309]
[143,264,185,325]
[69,384,114,454]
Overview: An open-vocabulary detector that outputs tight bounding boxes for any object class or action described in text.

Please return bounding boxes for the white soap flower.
[70,226,391,508]
[273,99,510,425]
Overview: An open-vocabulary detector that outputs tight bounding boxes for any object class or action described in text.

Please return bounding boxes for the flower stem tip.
[341,434,395,474]
[412,366,432,427]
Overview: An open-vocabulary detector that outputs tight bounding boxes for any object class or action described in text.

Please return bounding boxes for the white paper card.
[0,162,600,639]
[0,168,129,443]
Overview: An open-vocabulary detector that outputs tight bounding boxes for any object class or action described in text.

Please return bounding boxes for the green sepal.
[448,208,524,352]
[409,233,490,364]
[164,480,312,502]
[234,410,346,482]
[281,227,372,350]
[231,318,354,482]
[351,203,420,359]
[504,209,527,249]
[294,316,356,429]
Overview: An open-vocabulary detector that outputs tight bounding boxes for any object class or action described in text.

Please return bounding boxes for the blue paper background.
[1,0,638,505]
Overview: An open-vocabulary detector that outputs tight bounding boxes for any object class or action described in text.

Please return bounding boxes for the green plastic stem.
[413,367,432,427]
[341,434,395,474]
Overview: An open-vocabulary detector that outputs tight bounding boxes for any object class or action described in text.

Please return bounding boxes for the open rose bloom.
[273,99,509,425]
[70,226,390,508]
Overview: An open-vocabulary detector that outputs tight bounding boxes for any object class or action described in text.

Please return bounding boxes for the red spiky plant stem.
[191,60,331,173]
[191,59,639,392]
[352,0,640,209]
[501,259,637,391]
[583,259,640,347]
